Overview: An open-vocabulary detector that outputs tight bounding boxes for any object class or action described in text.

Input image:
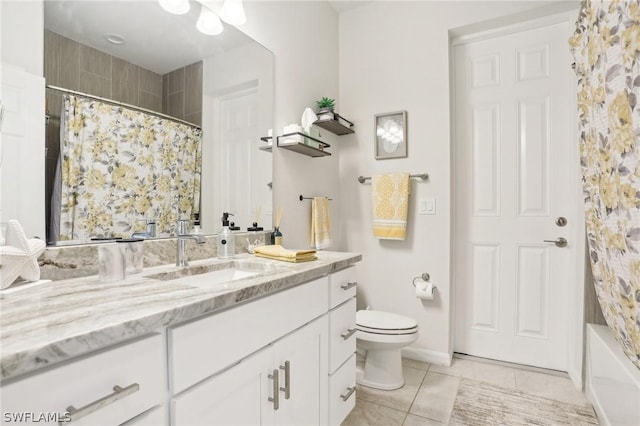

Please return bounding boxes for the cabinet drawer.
[122,405,166,426]
[329,297,356,373]
[329,354,356,426]
[329,266,357,309]
[169,276,329,394]
[1,334,164,426]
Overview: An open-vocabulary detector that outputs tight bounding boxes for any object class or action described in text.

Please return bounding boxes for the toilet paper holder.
[412,272,431,287]
[413,272,436,299]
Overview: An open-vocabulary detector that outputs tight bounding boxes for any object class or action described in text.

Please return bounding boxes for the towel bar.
[299,195,333,201]
[357,173,428,184]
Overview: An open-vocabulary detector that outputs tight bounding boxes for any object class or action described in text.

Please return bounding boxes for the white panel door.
[0,64,45,238]
[454,22,574,370]
[218,89,259,228]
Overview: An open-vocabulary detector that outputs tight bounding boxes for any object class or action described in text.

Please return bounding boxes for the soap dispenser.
[217,212,235,259]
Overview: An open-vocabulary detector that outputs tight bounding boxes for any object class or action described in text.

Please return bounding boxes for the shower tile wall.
[162,61,203,126]
[43,30,202,243]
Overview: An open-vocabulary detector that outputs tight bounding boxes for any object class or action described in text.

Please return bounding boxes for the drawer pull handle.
[341,328,357,340]
[64,383,139,424]
[340,386,356,402]
[341,282,357,290]
[268,369,279,410]
[279,360,291,399]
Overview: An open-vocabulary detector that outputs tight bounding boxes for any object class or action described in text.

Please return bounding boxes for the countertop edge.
[1,253,361,382]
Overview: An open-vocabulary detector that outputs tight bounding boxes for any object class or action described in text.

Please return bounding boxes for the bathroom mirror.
[43,0,273,244]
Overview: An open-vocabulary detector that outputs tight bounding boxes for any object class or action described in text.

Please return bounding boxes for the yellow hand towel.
[253,245,318,262]
[310,197,331,249]
[372,173,410,240]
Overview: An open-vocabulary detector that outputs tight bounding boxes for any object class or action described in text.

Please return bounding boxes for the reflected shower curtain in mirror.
[55,94,202,241]
[570,0,640,368]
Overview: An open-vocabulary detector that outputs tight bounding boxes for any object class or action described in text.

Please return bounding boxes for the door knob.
[543,237,567,248]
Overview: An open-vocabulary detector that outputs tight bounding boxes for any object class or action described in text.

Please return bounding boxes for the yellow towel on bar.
[310,197,331,249]
[253,245,318,263]
[372,173,410,240]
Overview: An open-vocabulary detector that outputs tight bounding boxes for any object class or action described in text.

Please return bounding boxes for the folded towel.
[310,197,331,249]
[372,173,410,240]
[253,245,317,263]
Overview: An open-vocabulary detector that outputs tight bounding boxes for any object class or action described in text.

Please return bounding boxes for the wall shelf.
[277,132,331,158]
[314,113,354,135]
[259,136,273,152]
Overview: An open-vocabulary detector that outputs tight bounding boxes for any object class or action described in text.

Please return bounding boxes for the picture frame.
[374,110,407,160]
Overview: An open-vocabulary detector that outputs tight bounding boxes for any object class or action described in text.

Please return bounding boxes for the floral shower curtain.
[58,94,202,241]
[570,0,640,368]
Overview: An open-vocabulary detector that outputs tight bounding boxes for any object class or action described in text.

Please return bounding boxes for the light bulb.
[159,0,190,15]
[197,5,224,35]
[219,0,246,26]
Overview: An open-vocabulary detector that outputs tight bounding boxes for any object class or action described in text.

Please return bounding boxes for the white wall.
[0,0,43,76]
[338,1,567,363]
[240,1,340,249]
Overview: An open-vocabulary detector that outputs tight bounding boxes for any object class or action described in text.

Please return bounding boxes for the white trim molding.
[402,346,452,367]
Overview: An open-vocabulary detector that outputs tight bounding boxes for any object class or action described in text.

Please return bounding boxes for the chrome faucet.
[132,219,157,239]
[176,219,207,267]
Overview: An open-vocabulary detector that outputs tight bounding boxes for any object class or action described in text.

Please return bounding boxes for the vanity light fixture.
[159,0,190,15]
[196,4,224,36]
[219,0,246,26]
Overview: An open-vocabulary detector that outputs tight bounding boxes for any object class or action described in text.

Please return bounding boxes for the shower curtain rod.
[46,85,202,130]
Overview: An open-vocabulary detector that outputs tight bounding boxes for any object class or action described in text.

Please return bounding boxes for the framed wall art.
[374,110,407,160]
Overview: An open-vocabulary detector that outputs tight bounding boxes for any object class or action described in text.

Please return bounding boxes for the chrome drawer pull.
[341,328,357,340]
[279,360,291,399]
[340,386,356,402]
[340,282,357,290]
[268,369,279,410]
[64,383,139,424]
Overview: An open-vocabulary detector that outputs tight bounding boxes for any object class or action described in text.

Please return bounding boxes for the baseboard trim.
[402,347,452,366]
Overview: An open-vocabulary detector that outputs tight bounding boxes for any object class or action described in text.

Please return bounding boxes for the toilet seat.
[356,310,418,335]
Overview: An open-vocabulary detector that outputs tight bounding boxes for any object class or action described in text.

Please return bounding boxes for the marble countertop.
[0,251,361,381]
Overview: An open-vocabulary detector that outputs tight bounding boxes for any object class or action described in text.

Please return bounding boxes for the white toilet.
[355,310,418,390]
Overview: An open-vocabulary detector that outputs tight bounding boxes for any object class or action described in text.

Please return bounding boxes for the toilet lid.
[356,310,418,332]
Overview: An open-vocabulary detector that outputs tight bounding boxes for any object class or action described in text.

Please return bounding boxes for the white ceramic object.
[356,310,418,390]
[0,220,46,289]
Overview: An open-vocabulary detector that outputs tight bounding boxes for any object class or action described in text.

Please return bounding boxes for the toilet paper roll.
[416,282,435,300]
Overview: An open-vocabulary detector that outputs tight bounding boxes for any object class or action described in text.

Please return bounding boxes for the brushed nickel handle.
[64,383,139,424]
[279,361,291,400]
[340,386,356,402]
[268,369,279,410]
[543,237,567,248]
[341,328,357,340]
[341,281,357,290]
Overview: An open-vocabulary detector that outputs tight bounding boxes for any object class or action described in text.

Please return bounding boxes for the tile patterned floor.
[342,357,596,426]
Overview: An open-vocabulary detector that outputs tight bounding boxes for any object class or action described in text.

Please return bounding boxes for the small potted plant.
[316,97,336,121]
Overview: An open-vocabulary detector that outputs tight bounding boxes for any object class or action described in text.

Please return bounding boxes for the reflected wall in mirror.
[43,1,273,245]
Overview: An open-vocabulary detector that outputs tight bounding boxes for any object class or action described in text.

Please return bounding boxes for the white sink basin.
[145,259,289,289]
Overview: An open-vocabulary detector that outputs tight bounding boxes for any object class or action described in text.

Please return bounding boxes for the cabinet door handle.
[279,360,291,399]
[341,328,357,340]
[340,281,357,290]
[340,386,356,402]
[268,369,279,410]
[64,383,139,424]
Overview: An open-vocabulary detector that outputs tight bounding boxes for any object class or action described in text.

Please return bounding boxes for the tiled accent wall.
[162,61,203,126]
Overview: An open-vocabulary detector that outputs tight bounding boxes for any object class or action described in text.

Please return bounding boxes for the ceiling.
[44,1,254,75]
[327,0,373,13]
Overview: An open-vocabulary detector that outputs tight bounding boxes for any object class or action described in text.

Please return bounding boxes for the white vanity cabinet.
[172,316,326,425]
[168,276,330,425]
[0,334,165,426]
[327,266,358,425]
